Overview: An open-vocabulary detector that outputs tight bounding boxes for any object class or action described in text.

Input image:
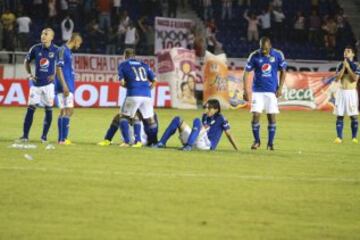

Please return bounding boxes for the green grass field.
[1,107,359,240]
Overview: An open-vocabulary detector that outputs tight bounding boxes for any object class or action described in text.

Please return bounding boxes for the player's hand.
[276,88,282,98]
[63,87,70,97]
[243,90,249,101]
[27,74,36,82]
[48,75,55,82]
[344,59,350,69]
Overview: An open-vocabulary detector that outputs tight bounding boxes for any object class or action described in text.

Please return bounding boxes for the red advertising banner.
[0,79,171,108]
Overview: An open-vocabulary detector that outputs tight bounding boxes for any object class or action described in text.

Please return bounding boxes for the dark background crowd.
[0,0,358,62]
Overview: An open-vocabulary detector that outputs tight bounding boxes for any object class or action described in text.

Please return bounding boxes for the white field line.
[0,166,359,183]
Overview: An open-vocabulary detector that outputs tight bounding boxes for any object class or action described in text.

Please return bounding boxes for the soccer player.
[97,112,159,147]
[55,33,83,145]
[154,99,238,151]
[18,28,58,143]
[333,46,360,144]
[243,36,287,150]
[118,48,158,147]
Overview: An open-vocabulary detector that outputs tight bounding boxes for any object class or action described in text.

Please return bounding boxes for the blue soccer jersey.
[55,45,75,93]
[202,113,230,150]
[245,48,287,93]
[118,59,155,97]
[336,59,360,75]
[25,43,58,87]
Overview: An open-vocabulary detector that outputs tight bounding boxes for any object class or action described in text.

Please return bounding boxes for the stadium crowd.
[0,0,358,60]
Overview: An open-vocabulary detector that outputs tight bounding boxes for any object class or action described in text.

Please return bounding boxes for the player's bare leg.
[251,112,261,150]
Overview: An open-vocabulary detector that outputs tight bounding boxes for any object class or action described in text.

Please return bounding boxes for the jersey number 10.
[131,67,148,81]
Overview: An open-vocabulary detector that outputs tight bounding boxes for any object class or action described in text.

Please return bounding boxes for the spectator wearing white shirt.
[272,6,285,41]
[61,15,74,42]
[16,12,31,50]
[124,21,139,50]
[243,10,259,42]
[259,7,272,38]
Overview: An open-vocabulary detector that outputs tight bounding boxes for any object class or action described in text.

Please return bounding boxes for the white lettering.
[75,85,98,107]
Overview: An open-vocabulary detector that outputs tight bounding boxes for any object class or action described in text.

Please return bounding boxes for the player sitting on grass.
[154,99,238,151]
[98,112,158,147]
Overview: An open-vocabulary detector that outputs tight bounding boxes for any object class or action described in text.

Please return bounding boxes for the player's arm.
[344,61,359,83]
[276,69,286,98]
[336,63,346,82]
[24,46,36,82]
[242,71,250,101]
[147,66,157,89]
[56,66,70,97]
[224,130,238,151]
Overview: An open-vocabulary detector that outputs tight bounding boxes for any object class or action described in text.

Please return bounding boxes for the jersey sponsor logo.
[39,58,50,72]
[261,63,272,77]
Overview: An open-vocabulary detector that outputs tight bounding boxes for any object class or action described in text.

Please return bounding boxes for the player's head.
[204,99,221,116]
[69,33,83,50]
[344,45,355,60]
[259,36,271,55]
[124,48,136,59]
[41,28,55,45]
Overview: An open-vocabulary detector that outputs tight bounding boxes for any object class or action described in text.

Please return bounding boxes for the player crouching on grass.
[154,99,238,151]
[333,46,360,144]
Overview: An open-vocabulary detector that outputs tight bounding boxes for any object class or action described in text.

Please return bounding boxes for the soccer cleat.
[182,145,192,151]
[334,137,342,144]
[267,144,275,151]
[15,137,29,143]
[251,141,261,150]
[41,137,48,144]
[132,142,143,148]
[152,142,166,148]
[97,140,112,146]
[119,142,130,148]
[59,139,73,145]
[352,138,358,144]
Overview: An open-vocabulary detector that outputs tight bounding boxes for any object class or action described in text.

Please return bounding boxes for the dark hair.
[180,81,189,91]
[260,36,271,46]
[204,99,221,112]
[345,45,356,55]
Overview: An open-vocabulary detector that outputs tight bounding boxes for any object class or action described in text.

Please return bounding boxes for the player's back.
[118,59,155,97]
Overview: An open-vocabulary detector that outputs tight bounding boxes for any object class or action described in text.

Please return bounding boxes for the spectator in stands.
[83,0,95,23]
[68,0,80,25]
[243,10,259,42]
[112,0,122,23]
[117,10,130,48]
[97,0,111,32]
[293,11,306,43]
[32,0,46,19]
[1,8,16,63]
[308,9,322,45]
[138,17,155,55]
[221,0,232,21]
[322,16,337,58]
[59,0,69,18]
[47,0,57,26]
[86,18,104,53]
[168,0,178,18]
[187,26,196,50]
[272,6,285,41]
[16,11,31,51]
[61,15,75,42]
[105,27,118,55]
[206,19,217,53]
[271,0,282,9]
[259,7,272,38]
[203,0,212,21]
[124,21,139,50]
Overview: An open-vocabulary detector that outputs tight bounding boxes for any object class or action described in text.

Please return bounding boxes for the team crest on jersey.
[210,120,216,125]
[49,52,54,58]
[40,58,49,69]
[269,56,275,63]
[261,63,272,77]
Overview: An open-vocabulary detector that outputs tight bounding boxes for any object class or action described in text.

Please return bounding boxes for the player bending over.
[55,33,83,145]
[154,99,238,151]
[118,48,158,147]
[97,112,158,147]
[18,28,58,143]
[334,46,360,144]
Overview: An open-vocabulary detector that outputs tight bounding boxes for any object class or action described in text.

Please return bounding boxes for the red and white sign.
[0,79,171,108]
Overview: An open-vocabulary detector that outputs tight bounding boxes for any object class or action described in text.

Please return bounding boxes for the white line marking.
[0,166,359,183]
